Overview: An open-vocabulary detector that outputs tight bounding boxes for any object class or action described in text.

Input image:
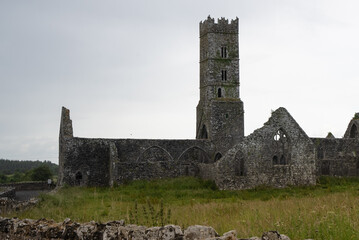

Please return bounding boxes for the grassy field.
[6,176,359,240]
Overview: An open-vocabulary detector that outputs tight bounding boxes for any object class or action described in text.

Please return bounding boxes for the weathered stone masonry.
[0,217,292,240]
[0,188,15,199]
[58,16,359,190]
[200,108,316,190]
[312,115,359,177]
[59,108,216,187]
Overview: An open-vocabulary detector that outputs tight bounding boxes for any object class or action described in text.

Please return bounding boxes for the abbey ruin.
[58,16,359,190]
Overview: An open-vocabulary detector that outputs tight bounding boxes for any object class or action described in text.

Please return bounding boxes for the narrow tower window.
[218,88,222,98]
[200,125,208,139]
[221,46,227,58]
[221,70,227,81]
[75,171,83,185]
[350,124,358,138]
[239,157,245,176]
[273,156,278,165]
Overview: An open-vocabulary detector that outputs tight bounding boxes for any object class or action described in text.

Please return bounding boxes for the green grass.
[7,176,359,240]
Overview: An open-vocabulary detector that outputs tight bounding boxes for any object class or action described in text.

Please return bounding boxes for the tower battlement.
[200,16,238,36]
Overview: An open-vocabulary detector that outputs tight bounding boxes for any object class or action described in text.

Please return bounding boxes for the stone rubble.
[0,217,295,240]
[0,187,15,199]
[0,197,39,215]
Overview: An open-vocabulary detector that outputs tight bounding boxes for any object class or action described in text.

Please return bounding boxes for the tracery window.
[272,129,290,166]
[234,150,246,176]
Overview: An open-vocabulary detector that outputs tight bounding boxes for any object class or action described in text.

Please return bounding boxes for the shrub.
[31,165,53,181]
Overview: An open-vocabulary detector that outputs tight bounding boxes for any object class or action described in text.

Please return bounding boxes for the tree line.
[0,159,58,183]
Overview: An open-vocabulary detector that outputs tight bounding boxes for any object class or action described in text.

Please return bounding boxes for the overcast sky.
[1,0,359,163]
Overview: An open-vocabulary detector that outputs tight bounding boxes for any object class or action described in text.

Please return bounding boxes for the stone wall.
[60,135,216,187]
[0,217,292,240]
[201,108,316,190]
[59,107,320,190]
[0,197,38,215]
[311,113,359,177]
[313,138,359,176]
[59,107,222,187]
[0,182,50,191]
[0,188,15,199]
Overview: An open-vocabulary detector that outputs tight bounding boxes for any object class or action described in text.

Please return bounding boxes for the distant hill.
[0,159,58,175]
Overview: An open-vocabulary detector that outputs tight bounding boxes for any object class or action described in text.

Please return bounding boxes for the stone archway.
[234,150,246,176]
[271,128,291,166]
[73,164,89,186]
[178,146,211,176]
[138,146,173,163]
[135,146,173,179]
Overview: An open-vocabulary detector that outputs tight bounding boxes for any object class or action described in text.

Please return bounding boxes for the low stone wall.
[0,217,294,240]
[0,197,39,215]
[0,181,51,191]
[0,188,15,199]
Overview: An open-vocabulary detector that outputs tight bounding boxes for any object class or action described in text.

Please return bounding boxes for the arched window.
[138,146,172,163]
[321,160,330,175]
[317,147,324,160]
[274,129,287,141]
[75,171,82,180]
[273,156,278,165]
[221,70,227,81]
[350,124,358,138]
[178,147,211,176]
[200,125,208,139]
[272,129,290,166]
[75,171,82,185]
[214,152,222,161]
[218,88,222,98]
[234,150,246,176]
[239,157,245,176]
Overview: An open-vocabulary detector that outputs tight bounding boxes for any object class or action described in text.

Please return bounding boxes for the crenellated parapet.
[200,15,238,36]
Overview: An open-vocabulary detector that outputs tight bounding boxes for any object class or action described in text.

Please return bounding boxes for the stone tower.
[196,16,244,153]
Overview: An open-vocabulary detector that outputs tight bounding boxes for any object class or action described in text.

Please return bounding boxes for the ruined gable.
[344,113,359,139]
[202,108,316,190]
[314,113,359,177]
